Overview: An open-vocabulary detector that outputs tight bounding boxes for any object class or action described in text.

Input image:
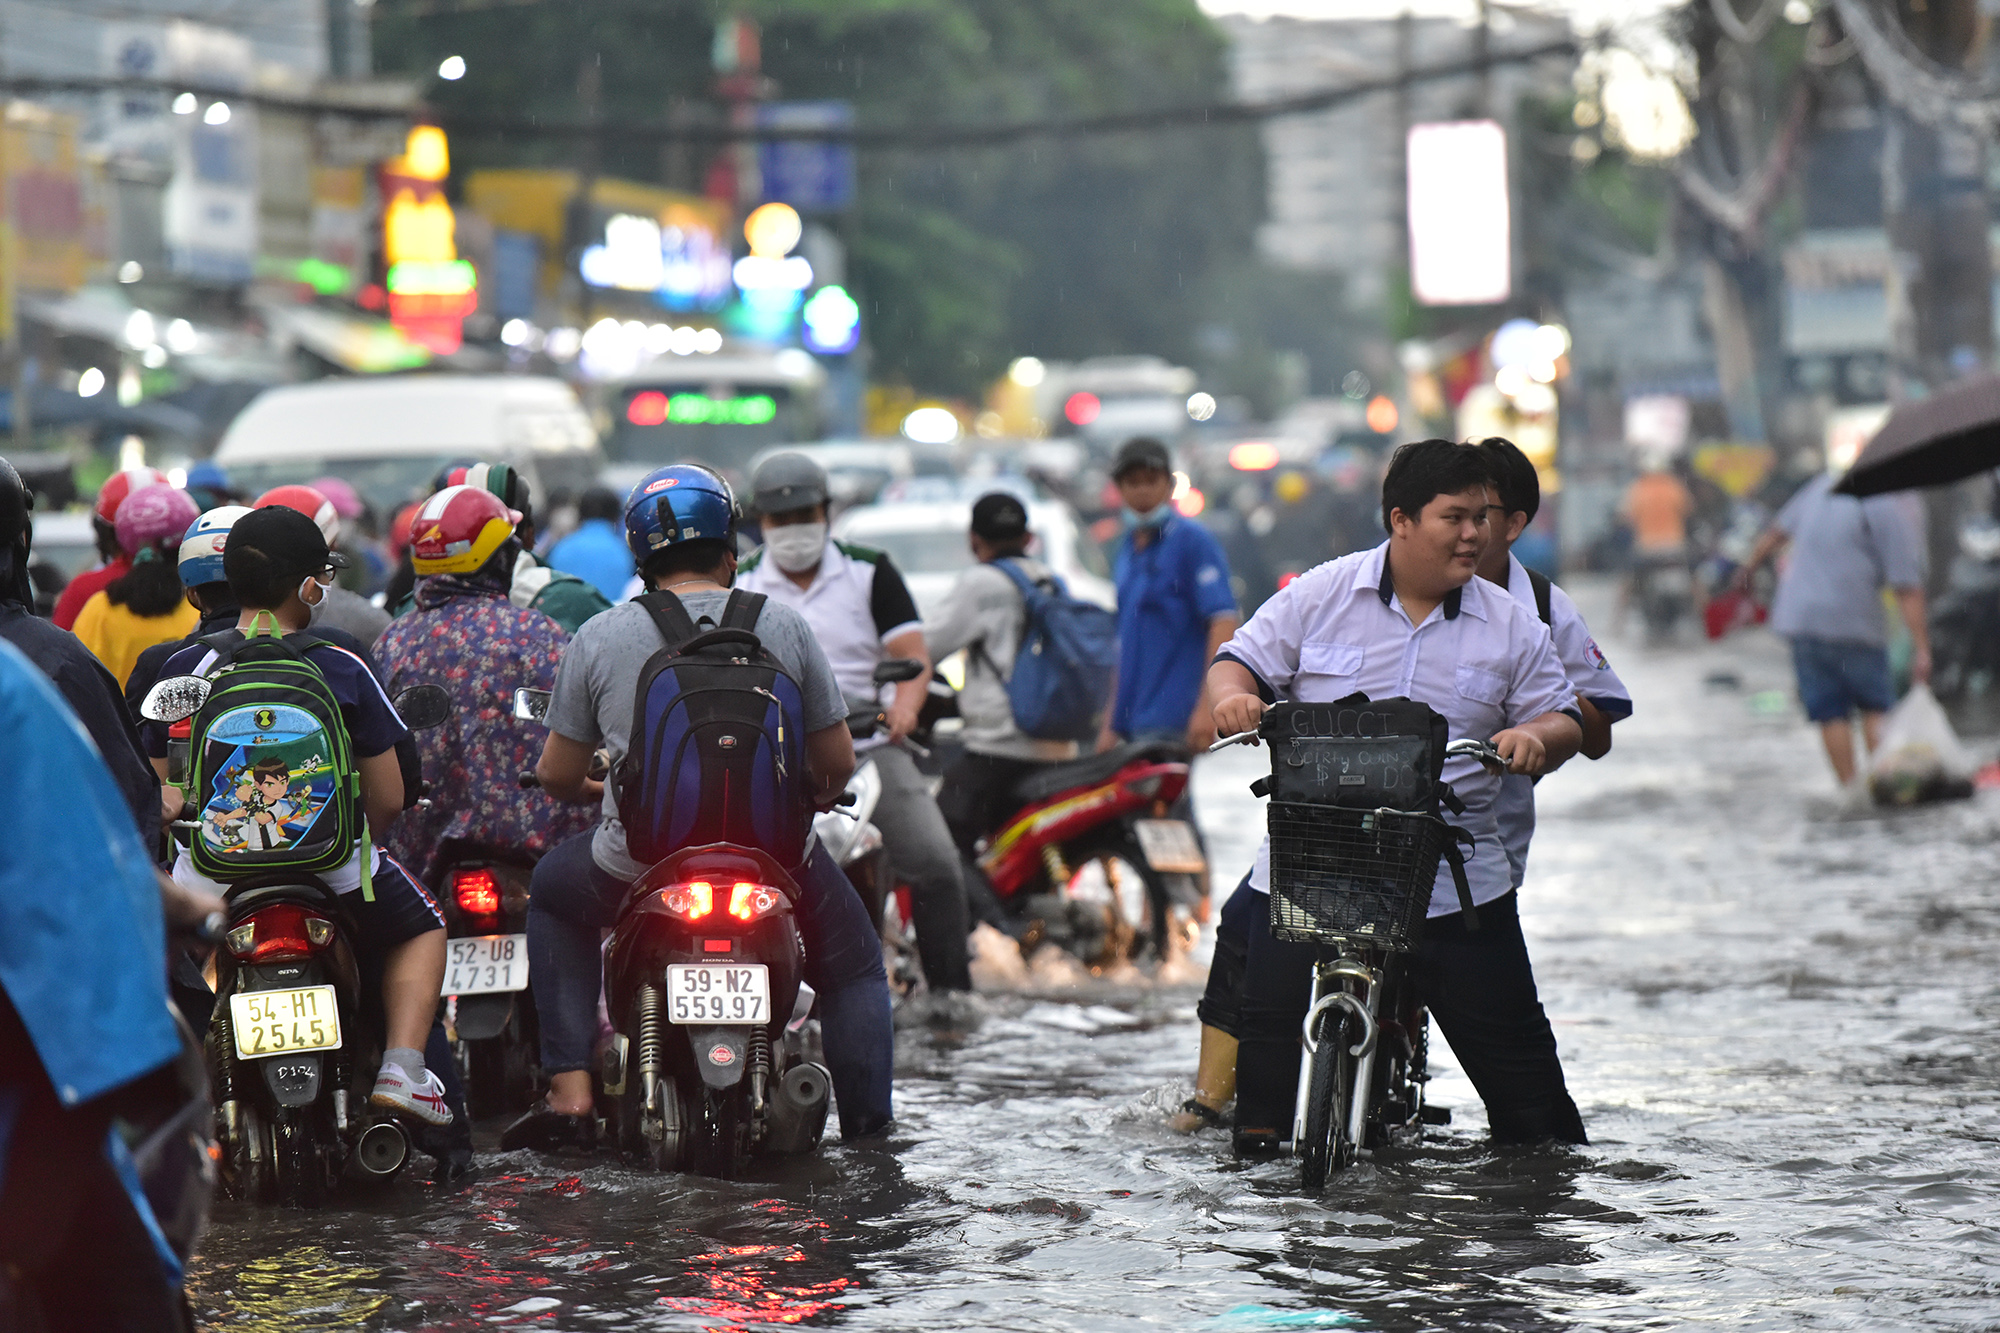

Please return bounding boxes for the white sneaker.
[370,1063,453,1126]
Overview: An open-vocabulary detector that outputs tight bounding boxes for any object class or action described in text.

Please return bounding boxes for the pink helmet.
[114,483,201,557]
[309,476,365,521]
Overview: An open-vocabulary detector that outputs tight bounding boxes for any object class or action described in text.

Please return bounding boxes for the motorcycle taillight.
[452,868,502,916]
[227,903,334,962]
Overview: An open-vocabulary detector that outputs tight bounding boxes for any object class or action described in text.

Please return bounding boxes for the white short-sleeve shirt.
[1218,542,1579,916]
[1492,554,1632,889]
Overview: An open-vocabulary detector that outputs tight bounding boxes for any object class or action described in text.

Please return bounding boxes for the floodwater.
[188,586,2000,1330]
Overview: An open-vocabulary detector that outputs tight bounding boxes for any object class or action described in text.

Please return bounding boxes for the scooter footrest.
[1420,1104,1451,1125]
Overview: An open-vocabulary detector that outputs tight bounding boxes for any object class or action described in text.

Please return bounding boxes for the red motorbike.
[973,741,1209,966]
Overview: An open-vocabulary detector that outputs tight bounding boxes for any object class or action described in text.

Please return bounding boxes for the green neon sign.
[666,393,778,425]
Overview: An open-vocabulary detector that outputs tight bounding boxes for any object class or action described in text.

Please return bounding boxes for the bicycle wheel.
[1298,1005,1353,1191]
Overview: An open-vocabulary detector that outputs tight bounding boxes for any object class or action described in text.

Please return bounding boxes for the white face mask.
[765,522,827,573]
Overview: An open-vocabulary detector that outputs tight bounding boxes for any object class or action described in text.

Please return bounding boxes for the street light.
[438,55,467,81]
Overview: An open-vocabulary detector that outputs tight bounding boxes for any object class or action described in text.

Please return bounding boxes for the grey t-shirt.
[1769,474,1926,646]
[546,589,846,879]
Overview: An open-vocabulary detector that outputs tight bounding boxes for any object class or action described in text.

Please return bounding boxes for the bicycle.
[1212,714,1501,1188]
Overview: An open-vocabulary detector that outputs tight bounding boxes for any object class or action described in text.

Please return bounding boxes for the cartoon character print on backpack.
[196,703,338,854]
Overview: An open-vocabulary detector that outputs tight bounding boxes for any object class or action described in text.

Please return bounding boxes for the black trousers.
[936,749,1061,933]
[1234,888,1586,1145]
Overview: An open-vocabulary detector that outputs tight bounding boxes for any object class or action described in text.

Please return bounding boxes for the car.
[830,495,1115,622]
[26,511,101,583]
[211,375,604,518]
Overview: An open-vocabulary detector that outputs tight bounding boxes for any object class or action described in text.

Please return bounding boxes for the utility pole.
[1882,0,1990,584]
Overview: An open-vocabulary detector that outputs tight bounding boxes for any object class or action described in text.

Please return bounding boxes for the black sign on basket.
[1259,695,1450,813]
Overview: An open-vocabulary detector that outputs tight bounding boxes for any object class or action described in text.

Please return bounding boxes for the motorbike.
[976,741,1208,967]
[435,841,540,1119]
[829,659,937,995]
[1631,549,1693,643]
[1929,512,2000,702]
[514,688,832,1179]
[140,674,454,1208]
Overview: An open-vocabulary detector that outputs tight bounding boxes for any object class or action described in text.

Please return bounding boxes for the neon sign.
[626,391,778,427]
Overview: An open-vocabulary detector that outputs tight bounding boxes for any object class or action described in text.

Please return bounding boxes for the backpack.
[614,590,815,871]
[1524,567,1554,627]
[973,559,1119,743]
[184,617,365,887]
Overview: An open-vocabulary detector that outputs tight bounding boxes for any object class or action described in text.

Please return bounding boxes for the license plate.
[665,964,770,1025]
[230,986,342,1060]
[1134,819,1206,873]
[442,934,529,996]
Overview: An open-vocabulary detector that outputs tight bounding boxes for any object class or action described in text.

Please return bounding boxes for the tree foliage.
[372,0,1262,397]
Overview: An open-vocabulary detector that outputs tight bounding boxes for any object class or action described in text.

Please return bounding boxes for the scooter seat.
[1011,741,1188,805]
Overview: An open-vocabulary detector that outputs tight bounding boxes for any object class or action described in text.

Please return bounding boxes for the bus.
[593,345,828,492]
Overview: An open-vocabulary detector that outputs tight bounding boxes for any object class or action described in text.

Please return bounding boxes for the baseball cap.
[1111,436,1173,479]
[750,452,829,515]
[970,491,1029,543]
[224,504,348,590]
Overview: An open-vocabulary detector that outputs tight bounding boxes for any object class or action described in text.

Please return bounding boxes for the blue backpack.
[614,590,815,870]
[974,559,1120,743]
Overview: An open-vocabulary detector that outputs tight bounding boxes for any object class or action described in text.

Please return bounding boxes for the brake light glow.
[453,868,502,916]
[662,880,715,920]
[226,904,334,962]
[729,881,782,921]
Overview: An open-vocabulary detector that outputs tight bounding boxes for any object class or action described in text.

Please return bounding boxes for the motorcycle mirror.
[513,688,554,723]
[872,658,924,685]
[394,684,453,731]
[139,675,211,724]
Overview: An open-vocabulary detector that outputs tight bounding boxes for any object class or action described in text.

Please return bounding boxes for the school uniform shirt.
[736,538,922,749]
[1492,554,1632,889]
[1216,541,1578,917]
[144,632,410,895]
[1111,514,1237,737]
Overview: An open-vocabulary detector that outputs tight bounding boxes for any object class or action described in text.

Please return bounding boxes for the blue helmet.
[177,505,252,587]
[623,465,737,563]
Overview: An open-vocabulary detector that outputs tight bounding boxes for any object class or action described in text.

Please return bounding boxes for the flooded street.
[188,586,2000,1331]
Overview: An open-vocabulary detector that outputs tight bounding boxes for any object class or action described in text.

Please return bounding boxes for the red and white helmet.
[254,484,340,544]
[409,484,520,575]
[93,467,171,524]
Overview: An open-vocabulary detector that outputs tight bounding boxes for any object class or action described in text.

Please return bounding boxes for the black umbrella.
[1836,372,2000,496]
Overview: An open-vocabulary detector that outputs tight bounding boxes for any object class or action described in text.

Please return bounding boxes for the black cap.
[225,504,348,588]
[971,491,1029,543]
[1111,436,1173,479]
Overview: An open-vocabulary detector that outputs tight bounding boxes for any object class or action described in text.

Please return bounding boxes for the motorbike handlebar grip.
[517,771,542,789]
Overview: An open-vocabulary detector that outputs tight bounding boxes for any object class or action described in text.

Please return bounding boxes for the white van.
[212,375,604,518]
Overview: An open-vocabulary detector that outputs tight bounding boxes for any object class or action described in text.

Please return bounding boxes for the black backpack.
[614,590,815,871]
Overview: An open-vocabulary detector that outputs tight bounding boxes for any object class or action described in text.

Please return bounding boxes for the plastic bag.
[1867,684,1976,806]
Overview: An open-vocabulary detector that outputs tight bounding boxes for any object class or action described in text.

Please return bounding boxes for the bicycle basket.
[1266,801,1449,951]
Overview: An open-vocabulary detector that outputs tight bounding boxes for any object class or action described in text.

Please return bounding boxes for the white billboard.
[1407,120,1510,307]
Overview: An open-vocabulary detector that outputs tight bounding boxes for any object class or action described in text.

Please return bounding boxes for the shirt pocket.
[1454,663,1508,706]
[1299,640,1364,685]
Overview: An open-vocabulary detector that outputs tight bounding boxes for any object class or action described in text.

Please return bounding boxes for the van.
[212,375,603,519]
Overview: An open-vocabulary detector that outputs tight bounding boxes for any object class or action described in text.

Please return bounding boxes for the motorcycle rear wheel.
[689,1086,750,1180]
[1299,1007,1355,1191]
[270,1105,332,1209]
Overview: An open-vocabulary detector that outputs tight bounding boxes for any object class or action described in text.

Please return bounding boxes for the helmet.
[388,500,423,558]
[183,460,229,494]
[114,484,200,557]
[409,484,520,575]
[177,505,253,587]
[442,461,531,522]
[750,452,829,516]
[93,467,171,524]
[308,476,365,521]
[623,464,736,561]
[0,457,32,607]
[431,457,483,494]
[254,485,340,544]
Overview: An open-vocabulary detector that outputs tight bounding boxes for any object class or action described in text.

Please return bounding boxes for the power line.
[0,36,1577,151]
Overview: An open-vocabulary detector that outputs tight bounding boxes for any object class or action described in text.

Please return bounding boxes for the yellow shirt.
[72,589,200,688]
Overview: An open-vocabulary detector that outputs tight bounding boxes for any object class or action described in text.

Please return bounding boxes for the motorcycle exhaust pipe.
[778,1062,830,1114]
[349,1120,410,1180]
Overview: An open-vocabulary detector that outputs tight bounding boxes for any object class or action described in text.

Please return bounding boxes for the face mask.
[765,522,827,573]
[298,574,333,608]
[1123,503,1171,531]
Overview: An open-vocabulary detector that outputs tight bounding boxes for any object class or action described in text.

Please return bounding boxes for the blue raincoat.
[0,636,178,1106]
